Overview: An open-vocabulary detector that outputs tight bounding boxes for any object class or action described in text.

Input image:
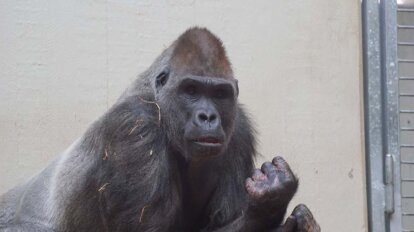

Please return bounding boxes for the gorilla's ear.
[155,71,169,92]
[235,79,239,97]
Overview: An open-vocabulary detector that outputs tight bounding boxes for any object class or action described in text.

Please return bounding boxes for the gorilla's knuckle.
[295,203,307,211]
[253,168,262,175]
[272,156,285,164]
[261,161,274,171]
[294,204,312,217]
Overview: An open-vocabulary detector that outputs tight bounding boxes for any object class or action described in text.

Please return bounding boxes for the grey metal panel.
[403,216,414,230]
[400,97,414,109]
[402,164,414,180]
[398,29,414,43]
[399,0,414,9]
[400,79,414,92]
[402,198,414,214]
[401,131,414,144]
[402,147,414,163]
[399,46,414,59]
[398,10,414,24]
[402,181,414,197]
[400,63,414,76]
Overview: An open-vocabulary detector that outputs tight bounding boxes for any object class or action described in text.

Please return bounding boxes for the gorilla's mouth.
[193,137,223,146]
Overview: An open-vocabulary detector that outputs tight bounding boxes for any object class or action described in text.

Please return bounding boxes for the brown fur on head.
[171,27,233,79]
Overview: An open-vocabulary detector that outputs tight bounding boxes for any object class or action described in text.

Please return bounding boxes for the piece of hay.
[138,96,161,125]
[98,183,110,192]
[103,149,109,160]
[129,119,144,135]
[139,205,148,223]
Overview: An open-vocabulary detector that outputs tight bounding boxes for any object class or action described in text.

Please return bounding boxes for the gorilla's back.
[0,162,56,230]
[0,138,93,231]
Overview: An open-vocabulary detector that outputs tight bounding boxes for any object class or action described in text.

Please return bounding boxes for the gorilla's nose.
[195,110,220,129]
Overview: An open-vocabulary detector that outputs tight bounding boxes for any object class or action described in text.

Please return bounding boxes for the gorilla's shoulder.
[111,94,159,121]
[97,93,162,142]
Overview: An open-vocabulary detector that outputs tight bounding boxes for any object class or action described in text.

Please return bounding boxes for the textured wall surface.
[0,1,365,231]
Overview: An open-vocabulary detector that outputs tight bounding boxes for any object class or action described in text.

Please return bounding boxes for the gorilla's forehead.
[169,28,233,79]
[171,62,231,79]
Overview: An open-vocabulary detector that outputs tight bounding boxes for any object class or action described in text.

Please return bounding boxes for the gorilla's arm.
[210,157,298,232]
[244,157,298,230]
[209,158,320,232]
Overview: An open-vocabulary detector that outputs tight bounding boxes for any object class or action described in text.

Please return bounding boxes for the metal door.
[363,0,401,231]
[364,0,414,231]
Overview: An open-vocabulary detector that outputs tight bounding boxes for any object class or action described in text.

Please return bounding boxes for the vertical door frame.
[362,0,401,231]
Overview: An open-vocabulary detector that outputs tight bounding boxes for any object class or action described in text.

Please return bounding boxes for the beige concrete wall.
[0,1,365,231]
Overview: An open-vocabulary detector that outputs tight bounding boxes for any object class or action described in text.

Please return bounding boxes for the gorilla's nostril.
[209,115,217,122]
[199,113,208,121]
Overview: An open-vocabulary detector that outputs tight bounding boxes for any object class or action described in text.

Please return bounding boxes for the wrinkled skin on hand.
[245,157,320,232]
[245,157,298,222]
[246,157,298,209]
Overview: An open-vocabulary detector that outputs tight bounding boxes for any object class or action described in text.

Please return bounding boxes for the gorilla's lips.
[193,137,223,146]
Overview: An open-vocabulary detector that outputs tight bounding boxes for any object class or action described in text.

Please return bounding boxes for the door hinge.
[385,154,395,214]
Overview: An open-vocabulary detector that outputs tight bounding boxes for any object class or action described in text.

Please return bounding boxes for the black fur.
[60,84,256,231]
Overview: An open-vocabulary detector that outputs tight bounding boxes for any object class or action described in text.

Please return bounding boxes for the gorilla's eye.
[156,71,169,88]
[214,89,228,99]
[184,84,198,96]
[214,86,233,100]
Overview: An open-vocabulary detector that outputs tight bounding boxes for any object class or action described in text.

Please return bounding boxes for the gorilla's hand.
[275,204,321,232]
[246,156,298,210]
[244,157,298,228]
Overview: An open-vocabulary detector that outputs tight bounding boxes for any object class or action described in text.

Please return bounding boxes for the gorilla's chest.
[176,160,221,229]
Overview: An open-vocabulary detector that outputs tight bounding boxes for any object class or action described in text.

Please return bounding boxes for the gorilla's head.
[151,28,239,161]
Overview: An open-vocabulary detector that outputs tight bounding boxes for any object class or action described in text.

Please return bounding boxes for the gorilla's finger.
[283,215,297,231]
[252,168,266,181]
[261,161,277,176]
[293,204,321,232]
[272,156,289,170]
[272,156,296,181]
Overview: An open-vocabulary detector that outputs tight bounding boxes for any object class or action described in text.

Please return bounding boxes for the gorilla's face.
[155,71,238,161]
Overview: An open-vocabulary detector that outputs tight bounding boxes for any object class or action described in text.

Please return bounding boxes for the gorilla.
[0,28,319,232]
